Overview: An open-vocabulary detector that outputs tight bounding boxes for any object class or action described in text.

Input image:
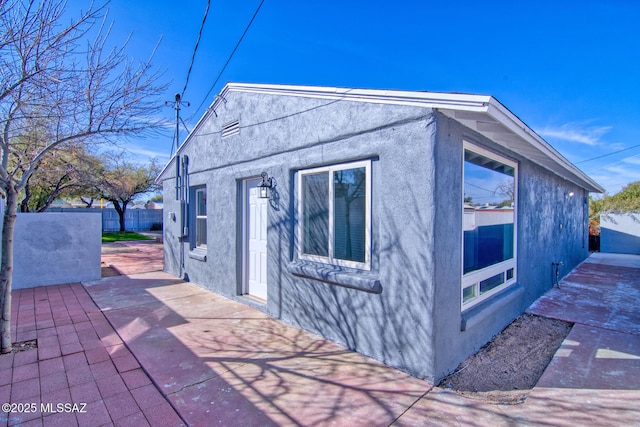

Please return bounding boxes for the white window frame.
[461,142,518,310]
[195,187,207,249]
[297,160,371,270]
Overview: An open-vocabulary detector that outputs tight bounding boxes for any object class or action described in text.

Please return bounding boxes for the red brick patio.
[1,282,184,427]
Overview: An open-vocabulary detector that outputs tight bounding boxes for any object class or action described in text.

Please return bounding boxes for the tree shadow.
[87,274,432,426]
[88,237,640,426]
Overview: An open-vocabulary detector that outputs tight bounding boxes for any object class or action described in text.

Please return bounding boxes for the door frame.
[241,177,268,299]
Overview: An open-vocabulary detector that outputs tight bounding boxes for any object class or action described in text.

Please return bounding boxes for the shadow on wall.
[601,228,640,255]
[273,190,434,379]
[601,213,640,255]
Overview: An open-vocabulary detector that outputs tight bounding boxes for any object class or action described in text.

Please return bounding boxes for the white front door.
[245,178,268,300]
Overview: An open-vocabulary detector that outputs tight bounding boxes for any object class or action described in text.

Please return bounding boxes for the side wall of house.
[161,92,442,379]
[431,113,589,380]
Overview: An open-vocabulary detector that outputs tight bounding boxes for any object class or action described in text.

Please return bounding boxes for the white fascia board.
[484,100,604,193]
[226,83,493,112]
[229,83,602,192]
[158,82,492,181]
[156,155,176,184]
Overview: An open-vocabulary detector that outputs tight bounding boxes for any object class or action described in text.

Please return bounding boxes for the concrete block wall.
[13,212,101,289]
[601,213,640,254]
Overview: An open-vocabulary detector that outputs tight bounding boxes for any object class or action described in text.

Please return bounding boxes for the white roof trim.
[157,83,603,193]
[227,83,493,111]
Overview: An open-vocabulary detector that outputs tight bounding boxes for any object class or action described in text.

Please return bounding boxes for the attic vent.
[222,120,240,138]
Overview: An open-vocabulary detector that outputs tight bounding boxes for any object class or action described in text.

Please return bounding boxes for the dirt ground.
[100,261,121,277]
[439,313,572,404]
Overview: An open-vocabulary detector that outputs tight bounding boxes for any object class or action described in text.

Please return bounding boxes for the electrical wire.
[181,0,211,98]
[180,117,191,134]
[575,143,640,164]
[189,0,266,121]
[464,181,496,194]
[586,152,640,174]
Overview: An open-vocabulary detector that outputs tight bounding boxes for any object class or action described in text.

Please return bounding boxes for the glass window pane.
[302,172,329,257]
[463,286,476,303]
[463,150,515,274]
[195,188,207,248]
[196,218,207,247]
[197,190,206,216]
[506,268,514,280]
[333,168,366,262]
[479,272,505,294]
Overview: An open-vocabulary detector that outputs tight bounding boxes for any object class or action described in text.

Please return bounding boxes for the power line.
[587,152,640,174]
[181,0,211,98]
[190,0,266,121]
[575,143,640,164]
[464,181,496,194]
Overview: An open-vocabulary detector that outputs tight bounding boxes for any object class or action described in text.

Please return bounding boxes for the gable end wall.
[162,91,443,379]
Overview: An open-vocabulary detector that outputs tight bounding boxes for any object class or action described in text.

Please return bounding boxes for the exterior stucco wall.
[600,213,640,254]
[162,91,439,379]
[161,90,591,382]
[13,212,101,289]
[431,114,589,379]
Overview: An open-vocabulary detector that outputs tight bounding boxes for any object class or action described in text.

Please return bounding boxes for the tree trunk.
[80,197,94,208]
[36,176,68,213]
[20,181,31,212]
[113,200,128,232]
[1,186,18,353]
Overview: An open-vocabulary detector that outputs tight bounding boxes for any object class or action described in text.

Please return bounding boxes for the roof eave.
[440,98,604,193]
[157,83,604,193]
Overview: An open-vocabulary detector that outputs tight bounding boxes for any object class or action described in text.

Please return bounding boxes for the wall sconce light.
[258,172,275,199]
[566,191,575,199]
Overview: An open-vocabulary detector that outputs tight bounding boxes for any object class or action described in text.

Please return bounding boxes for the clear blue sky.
[71,0,639,195]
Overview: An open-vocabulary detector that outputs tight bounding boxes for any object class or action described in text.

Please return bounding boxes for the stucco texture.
[430,114,588,379]
[600,213,640,254]
[160,88,591,382]
[13,212,101,289]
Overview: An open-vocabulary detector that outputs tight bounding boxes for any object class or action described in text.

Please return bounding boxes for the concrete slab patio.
[4,241,639,426]
[395,252,640,426]
[85,272,432,426]
[84,246,639,426]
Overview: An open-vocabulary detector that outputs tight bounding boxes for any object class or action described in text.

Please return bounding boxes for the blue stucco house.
[157,83,603,382]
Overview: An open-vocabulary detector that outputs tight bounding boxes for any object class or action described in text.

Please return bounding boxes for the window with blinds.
[297,160,371,270]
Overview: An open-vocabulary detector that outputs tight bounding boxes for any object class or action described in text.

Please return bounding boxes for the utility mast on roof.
[166,93,190,156]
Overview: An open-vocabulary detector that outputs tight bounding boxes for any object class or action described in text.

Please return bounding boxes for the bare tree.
[495,180,515,205]
[92,153,161,232]
[0,0,167,352]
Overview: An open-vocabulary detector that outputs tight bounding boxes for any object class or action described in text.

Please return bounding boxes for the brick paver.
[6,242,638,426]
[0,283,184,427]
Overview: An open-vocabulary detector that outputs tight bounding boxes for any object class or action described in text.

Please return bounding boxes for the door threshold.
[242,294,267,304]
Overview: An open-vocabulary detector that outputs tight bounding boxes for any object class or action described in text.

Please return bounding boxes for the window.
[462,143,517,308]
[195,187,207,248]
[297,160,371,269]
